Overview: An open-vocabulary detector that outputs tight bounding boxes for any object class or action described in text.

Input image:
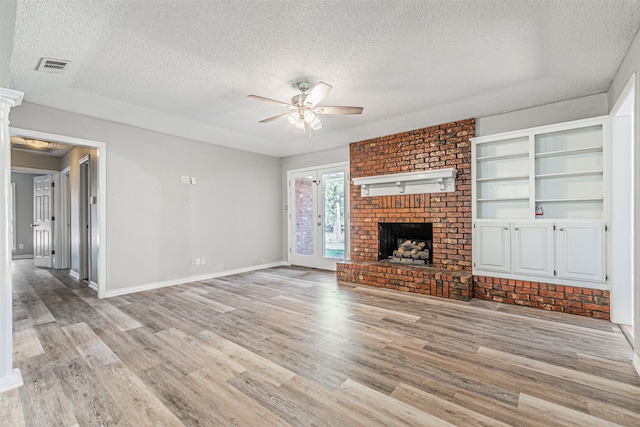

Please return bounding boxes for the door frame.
[59,167,71,270]
[10,127,107,298]
[286,162,349,270]
[610,73,635,327]
[78,155,91,286]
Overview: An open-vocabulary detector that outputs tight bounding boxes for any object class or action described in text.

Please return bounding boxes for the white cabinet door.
[474,222,511,273]
[512,223,554,277]
[557,222,605,283]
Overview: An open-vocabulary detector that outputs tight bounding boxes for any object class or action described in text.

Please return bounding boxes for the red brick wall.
[474,276,610,319]
[349,119,474,270]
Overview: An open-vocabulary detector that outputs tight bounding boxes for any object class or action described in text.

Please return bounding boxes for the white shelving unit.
[471,116,609,287]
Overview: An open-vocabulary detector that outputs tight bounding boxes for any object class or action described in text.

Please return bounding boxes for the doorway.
[9,127,107,297]
[288,163,349,271]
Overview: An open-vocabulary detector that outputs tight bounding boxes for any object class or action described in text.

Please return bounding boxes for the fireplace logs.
[390,240,431,265]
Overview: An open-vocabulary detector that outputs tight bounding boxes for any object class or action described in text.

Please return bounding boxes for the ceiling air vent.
[36,58,70,73]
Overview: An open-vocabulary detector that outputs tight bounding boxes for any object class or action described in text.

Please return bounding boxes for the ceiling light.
[287,113,298,125]
[303,110,315,123]
[26,139,49,149]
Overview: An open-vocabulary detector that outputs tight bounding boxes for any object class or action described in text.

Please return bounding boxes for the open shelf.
[535,170,603,179]
[477,197,530,202]
[476,152,529,162]
[535,197,603,203]
[477,174,529,182]
[535,146,603,158]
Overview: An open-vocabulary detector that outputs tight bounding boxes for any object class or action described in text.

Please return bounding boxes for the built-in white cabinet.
[557,222,605,283]
[474,222,511,273]
[512,222,554,278]
[472,117,609,286]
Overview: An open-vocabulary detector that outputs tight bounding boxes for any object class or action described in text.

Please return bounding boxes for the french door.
[289,164,349,270]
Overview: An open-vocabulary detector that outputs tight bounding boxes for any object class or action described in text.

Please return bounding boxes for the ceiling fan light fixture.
[303,110,315,123]
[294,120,305,130]
[310,117,322,130]
[26,139,49,149]
[287,113,298,125]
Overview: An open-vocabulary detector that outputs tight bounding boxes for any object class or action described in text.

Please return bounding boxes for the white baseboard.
[634,354,640,378]
[88,281,99,292]
[69,270,80,279]
[0,369,23,394]
[11,254,33,260]
[102,261,288,298]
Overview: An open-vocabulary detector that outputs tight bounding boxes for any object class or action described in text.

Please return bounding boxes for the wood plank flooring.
[3,259,640,426]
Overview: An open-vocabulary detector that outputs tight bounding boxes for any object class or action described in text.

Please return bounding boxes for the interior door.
[33,175,53,268]
[289,165,349,270]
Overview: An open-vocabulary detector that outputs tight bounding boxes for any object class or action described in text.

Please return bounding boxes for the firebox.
[378,222,433,265]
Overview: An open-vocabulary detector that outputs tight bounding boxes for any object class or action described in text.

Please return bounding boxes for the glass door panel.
[321,171,345,260]
[294,175,315,256]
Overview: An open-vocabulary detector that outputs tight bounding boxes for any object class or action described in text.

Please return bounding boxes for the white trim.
[11,254,33,260]
[634,353,640,378]
[102,261,288,298]
[0,369,23,394]
[88,281,99,292]
[59,167,71,269]
[9,127,107,298]
[69,269,80,280]
[611,73,636,117]
[471,115,610,144]
[286,161,348,174]
[10,183,15,252]
[0,88,23,107]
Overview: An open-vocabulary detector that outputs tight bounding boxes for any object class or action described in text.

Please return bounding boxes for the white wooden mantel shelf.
[352,168,457,197]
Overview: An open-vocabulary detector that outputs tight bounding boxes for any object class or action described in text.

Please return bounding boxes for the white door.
[473,221,511,273]
[513,222,555,277]
[557,222,605,283]
[33,175,53,268]
[289,165,349,270]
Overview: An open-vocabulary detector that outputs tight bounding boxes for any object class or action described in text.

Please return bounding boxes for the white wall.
[10,172,39,257]
[608,26,640,370]
[10,102,284,295]
[476,93,608,136]
[280,146,349,260]
[0,0,16,87]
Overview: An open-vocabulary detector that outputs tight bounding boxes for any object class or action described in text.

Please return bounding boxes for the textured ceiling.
[9,0,640,157]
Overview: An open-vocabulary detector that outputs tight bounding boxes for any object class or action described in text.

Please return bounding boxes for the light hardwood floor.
[3,259,640,426]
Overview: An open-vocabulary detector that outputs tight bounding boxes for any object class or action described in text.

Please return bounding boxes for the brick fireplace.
[336,119,474,301]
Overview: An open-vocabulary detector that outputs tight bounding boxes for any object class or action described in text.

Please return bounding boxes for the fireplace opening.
[378,222,433,266]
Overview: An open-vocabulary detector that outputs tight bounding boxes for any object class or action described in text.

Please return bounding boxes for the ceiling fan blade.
[259,113,291,123]
[304,82,332,107]
[313,106,363,115]
[247,95,293,109]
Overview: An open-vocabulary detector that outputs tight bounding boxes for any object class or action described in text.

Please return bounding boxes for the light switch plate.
[181,176,190,184]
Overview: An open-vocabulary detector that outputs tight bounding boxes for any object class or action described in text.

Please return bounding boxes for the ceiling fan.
[248,81,363,132]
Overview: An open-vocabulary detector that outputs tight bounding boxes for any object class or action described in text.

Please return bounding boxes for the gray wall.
[12,150,62,170]
[475,93,608,136]
[0,0,16,87]
[10,172,40,257]
[10,102,283,294]
[607,26,640,366]
[280,146,349,260]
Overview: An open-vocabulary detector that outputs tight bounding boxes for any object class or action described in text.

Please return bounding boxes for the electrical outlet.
[18,243,24,249]
[186,195,192,203]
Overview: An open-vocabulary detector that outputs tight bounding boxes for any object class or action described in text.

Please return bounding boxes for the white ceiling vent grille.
[36,58,70,73]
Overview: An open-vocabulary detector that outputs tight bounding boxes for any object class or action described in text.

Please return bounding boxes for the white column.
[0,87,23,394]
